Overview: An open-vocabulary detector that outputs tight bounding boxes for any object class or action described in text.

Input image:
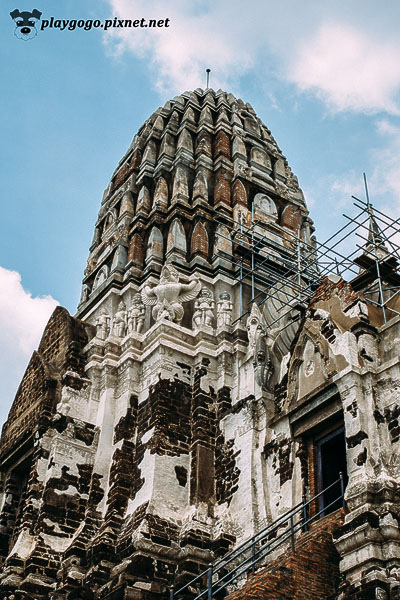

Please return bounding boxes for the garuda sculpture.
[141,264,201,323]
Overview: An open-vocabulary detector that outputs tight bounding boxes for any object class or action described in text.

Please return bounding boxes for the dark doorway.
[316,427,347,516]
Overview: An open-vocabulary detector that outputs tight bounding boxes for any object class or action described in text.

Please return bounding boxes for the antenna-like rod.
[363,172,371,212]
[206,68,211,89]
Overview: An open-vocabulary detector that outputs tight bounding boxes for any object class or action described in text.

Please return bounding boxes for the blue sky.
[1,0,400,427]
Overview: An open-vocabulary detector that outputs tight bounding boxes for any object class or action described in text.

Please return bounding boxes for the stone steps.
[225,509,344,600]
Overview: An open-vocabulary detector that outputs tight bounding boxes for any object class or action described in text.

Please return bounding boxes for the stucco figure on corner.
[79,284,90,305]
[247,301,274,390]
[128,294,145,334]
[95,309,110,340]
[254,335,274,391]
[141,264,201,323]
[217,291,233,328]
[192,287,215,329]
[246,302,265,351]
[113,300,128,337]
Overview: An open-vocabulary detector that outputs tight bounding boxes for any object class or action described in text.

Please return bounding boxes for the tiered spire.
[78,88,310,319]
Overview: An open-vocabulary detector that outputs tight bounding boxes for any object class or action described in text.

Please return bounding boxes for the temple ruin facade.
[1,88,400,600]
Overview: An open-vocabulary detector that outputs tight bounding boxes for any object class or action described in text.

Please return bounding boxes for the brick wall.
[227,509,344,600]
[0,307,89,460]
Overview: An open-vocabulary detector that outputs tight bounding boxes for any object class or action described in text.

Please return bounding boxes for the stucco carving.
[254,335,274,391]
[246,302,274,390]
[141,264,201,323]
[128,294,145,334]
[113,300,128,337]
[80,284,90,304]
[93,265,109,290]
[217,292,233,328]
[95,309,110,340]
[192,288,215,329]
[246,302,265,351]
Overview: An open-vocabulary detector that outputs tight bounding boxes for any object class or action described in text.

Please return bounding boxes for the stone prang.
[1,88,399,600]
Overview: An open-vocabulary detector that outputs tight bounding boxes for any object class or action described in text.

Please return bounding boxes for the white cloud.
[302,188,316,209]
[331,121,400,214]
[309,119,400,258]
[330,171,365,205]
[371,120,400,207]
[0,267,59,427]
[289,23,400,115]
[104,0,258,94]
[0,267,59,353]
[104,1,400,116]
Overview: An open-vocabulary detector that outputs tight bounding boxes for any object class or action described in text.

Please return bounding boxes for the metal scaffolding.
[213,177,400,327]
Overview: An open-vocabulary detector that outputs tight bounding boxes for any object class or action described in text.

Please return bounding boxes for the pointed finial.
[365,211,388,259]
[206,68,211,89]
[363,173,388,259]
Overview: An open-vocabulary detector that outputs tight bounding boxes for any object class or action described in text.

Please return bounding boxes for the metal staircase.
[170,474,345,600]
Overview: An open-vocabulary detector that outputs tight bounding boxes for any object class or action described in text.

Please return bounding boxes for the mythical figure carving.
[128,293,145,334]
[79,284,90,304]
[141,264,201,323]
[95,309,110,340]
[113,300,128,337]
[192,288,215,329]
[246,302,265,350]
[217,291,233,328]
[247,302,274,391]
[93,265,109,290]
[254,335,274,391]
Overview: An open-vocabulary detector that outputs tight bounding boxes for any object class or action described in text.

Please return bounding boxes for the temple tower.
[71,88,313,592]
[0,88,314,599]
[5,89,400,600]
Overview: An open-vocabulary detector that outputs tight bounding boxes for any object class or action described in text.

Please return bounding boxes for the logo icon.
[10,8,42,40]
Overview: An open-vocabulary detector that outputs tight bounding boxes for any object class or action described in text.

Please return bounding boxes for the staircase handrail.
[170,472,345,599]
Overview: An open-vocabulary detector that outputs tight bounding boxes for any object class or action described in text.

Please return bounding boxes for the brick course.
[227,510,344,600]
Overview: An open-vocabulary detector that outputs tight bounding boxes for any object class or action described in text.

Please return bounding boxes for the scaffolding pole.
[212,182,400,328]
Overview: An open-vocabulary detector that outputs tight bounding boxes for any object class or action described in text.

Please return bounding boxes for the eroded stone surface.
[1,89,399,600]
